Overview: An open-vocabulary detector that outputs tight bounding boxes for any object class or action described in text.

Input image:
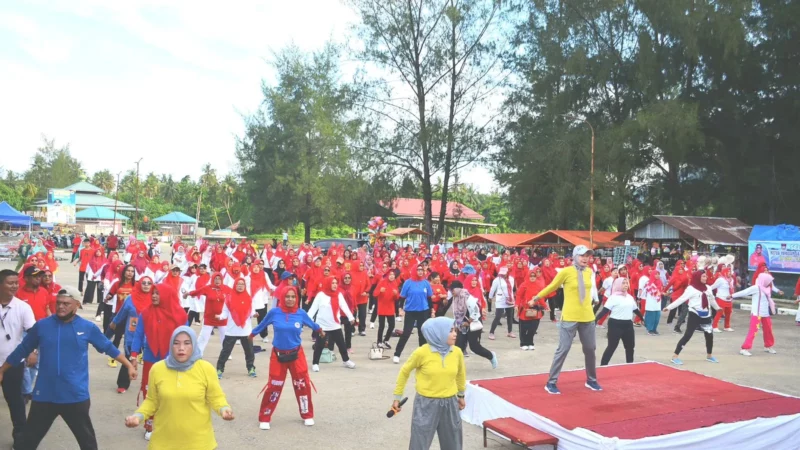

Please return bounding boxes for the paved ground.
[1,253,799,449]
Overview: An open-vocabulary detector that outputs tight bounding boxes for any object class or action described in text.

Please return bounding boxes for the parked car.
[313,238,371,255]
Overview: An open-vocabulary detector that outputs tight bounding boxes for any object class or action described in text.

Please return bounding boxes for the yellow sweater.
[394,344,466,400]
[537,266,595,322]
[135,360,230,450]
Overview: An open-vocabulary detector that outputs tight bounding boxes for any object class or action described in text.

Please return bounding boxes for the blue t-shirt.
[251,308,320,351]
[400,279,433,312]
[8,315,120,404]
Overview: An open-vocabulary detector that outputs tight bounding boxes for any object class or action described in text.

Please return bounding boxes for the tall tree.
[90,170,116,193]
[237,44,369,242]
[350,0,503,240]
[24,136,84,194]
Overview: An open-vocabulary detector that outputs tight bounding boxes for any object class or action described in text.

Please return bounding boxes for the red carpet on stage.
[471,362,800,440]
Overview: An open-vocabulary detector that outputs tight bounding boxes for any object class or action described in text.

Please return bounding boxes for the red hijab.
[278,286,300,315]
[322,276,341,323]
[689,270,709,309]
[88,249,107,273]
[131,276,154,313]
[142,284,188,359]
[226,278,252,328]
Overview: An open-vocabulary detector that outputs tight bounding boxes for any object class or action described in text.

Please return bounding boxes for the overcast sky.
[0,0,495,193]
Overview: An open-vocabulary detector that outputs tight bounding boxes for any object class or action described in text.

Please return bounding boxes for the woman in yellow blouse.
[393,317,466,450]
[124,326,234,449]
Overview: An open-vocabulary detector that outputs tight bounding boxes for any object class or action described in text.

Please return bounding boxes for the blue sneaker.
[490,352,498,369]
[706,356,719,363]
[671,358,683,366]
[248,368,257,377]
[217,370,223,379]
[544,383,560,395]
[585,380,603,391]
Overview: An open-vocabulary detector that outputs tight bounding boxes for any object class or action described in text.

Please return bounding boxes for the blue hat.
[461,264,476,275]
[280,271,295,281]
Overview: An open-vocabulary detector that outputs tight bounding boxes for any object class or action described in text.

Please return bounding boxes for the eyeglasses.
[141,282,153,286]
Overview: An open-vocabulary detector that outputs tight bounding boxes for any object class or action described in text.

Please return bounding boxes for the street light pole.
[112,172,121,235]
[562,114,595,248]
[134,158,143,235]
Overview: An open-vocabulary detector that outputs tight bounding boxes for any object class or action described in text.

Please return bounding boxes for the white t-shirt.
[601,277,615,300]
[0,298,36,364]
[603,294,639,321]
[307,292,354,331]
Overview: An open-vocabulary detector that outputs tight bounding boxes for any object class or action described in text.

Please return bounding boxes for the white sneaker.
[312,364,320,372]
[261,336,269,343]
[765,347,777,354]
[520,346,528,351]
[259,422,271,430]
[392,356,400,364]
[304,418,315,426]
[739,349,752,357]
[228,355,233,360]
[396,316,403,322]
[369,322,375,329]
[144,431,152,441]
[343,360,356,369]
[95,316,102,322]
[712,328,722,333]
[724,328,734,332]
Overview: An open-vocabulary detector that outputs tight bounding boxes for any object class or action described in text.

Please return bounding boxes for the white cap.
[573,245,593,257]
[57,286,83,308]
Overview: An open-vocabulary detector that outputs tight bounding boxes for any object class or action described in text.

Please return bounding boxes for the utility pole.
[134,158,143,235]
[112,172,121,234]
[562,114,595,248]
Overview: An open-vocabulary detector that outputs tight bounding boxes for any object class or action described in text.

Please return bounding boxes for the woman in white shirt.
[307,276,356,372]
[732,272,783,357]
[711,266,737,332]
[215,278,258,378]
[663,270,720,365]
[488,267,515,339]
[596,278,645,365]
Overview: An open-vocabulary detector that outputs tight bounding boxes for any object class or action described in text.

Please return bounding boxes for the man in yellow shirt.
[530,245,601,394]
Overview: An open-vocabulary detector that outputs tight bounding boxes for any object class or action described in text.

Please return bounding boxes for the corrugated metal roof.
[34,193,138,211]
[75,206,129,221]
[520,230,623,249]
[629,216,752,246]
[454,233,540,247]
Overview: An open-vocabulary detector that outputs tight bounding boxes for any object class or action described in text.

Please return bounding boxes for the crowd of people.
[1,231,800,449]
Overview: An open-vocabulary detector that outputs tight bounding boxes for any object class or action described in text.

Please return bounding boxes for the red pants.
[713,299,733,329]
[742,316,775,350]
[140,361,155,432]
[259,347,313,423]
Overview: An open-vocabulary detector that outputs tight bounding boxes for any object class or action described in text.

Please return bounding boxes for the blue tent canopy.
[153,211,196,224]
[0,201,33,227]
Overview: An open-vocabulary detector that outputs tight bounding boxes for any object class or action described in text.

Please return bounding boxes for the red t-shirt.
[107,235,118,249]
[72,237,83,252]
[16,287,50,321]
[189,285,229,327]
[79,248,93,271]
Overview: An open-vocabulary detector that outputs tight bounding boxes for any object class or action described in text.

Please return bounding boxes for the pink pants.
[741,316,775,350]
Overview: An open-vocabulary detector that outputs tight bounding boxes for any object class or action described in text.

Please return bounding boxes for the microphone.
[387,397,408,418]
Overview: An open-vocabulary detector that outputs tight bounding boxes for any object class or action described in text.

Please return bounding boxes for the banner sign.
[747,240,800,274]
[46,189,76,225]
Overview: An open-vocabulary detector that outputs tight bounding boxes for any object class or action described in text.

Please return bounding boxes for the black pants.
[548,289,564,320]
[101,305,114,333]
[117,348,131,390]
[255,307,268,338]
[456,330,493,360]
[187,310,202,326]
[377,315,396,343]
[669,303,689,330]
[78,271,86,293]
[674,313,713,355]
[435,300,452,317]
[82,280,101,304]
[106,248,115,258]
[19,400,97,450]
[490,307,514,334]
[601,318,635,365]
[313,328,349,364]
[217,336,255,372]
[393,310,429,358]
[357,304,368,333]
[1,364,26,446]
[519,319,540,347]
[327,318,353,350]
[370,304,379,323]
[484,292,491,312]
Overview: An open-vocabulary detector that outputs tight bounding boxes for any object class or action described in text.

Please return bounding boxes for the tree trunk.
[435,8,458,244]
[617,201,627,232]
[304,192,312,244]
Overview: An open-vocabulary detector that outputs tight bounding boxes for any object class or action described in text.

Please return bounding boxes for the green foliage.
[0,181,26,211]
[23,136,84,196]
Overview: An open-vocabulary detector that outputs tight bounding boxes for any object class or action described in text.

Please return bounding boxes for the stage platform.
[462,362,800,449]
